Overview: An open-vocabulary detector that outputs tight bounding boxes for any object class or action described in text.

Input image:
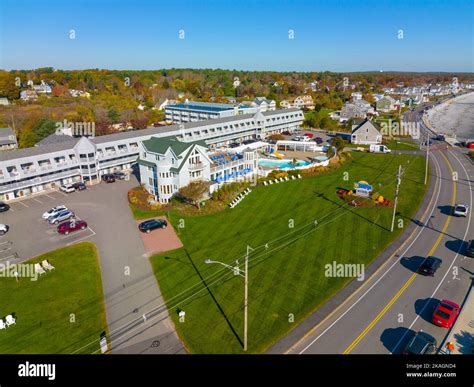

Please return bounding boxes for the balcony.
[22,168,37,175]
[188,162,204,171]
[0,169,81,193]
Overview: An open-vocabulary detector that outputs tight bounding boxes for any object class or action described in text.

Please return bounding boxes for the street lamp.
[205,245,252,351]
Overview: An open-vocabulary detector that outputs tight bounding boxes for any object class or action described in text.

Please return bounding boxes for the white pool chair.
[0,319,6,330]
[34,263,46,275]
[5,315,15,326]
[42,260,55,271]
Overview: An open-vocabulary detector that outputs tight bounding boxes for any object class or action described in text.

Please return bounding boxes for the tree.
[178,181,209,210]
[268,133,284,141]
[332,136,347,153]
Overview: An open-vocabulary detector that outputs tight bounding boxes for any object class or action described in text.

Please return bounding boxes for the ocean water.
[426,92,474,140]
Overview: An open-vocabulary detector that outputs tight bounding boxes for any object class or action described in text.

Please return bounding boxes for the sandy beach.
[425,92,474,141]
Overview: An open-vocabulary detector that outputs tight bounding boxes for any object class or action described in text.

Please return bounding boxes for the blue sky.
[0,0,472,72]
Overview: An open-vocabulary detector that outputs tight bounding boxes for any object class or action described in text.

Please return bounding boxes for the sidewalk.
[442,283,474,355]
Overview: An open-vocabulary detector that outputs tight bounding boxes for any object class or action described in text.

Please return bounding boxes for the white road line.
[66,229,96,246]
[17,201,29,208]
[32,198,42,204]
[390,149,473,353]
[45,194,56,200]
[298,150,444,354]
[57,191,68,197]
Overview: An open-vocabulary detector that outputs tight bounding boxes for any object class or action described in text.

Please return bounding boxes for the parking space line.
[45,194,56,200]
[17,201,29,208]
[57,191,68,197]
[66,228,96,246]
[32,197,43,204]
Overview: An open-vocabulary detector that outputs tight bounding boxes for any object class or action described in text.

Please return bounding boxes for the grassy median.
[0,242,107,354]
[149,152,427,353]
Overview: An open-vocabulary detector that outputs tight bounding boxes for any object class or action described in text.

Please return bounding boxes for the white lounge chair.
[284,177,289,181]
[269,180,273,184]
[291,175,296,180]
[0,319,6,330]
[274,179,279,184]
[42,260,55,271]
[298,174,302,179]
[34,263,46,275]
[263,181,268,186]
[279,178,284,182]
[5,315,15,326]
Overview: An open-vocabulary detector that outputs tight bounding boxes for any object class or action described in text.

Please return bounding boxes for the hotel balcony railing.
[21,168,37,175]
[188,162,204,171]
[0,169,80,192]
[40,165,53,171]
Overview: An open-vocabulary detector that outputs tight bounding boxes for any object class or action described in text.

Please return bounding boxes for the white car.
[453,204,469,217]
[42,205,68,220]
[60,184,75,193]
[0,224,9,236]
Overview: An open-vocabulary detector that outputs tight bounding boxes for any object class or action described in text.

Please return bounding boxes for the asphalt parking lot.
[0,178,137,264]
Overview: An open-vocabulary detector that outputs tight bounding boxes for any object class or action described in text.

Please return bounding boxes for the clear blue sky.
[0,0,472,72]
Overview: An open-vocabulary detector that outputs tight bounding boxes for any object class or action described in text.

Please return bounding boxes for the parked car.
[138,219,168,233]
[465,240,474,258]
[431,299,460,328]
[418,257,442,276]
[112,171,127,180]
[72,182,86,191]
[48,210,75,225]
[453,204,469,217]
[0,202,9,212]
[57,219,88,235]
[403,331,437,355]
[304,133,314,139]
[42,205,68,220]
[466,141,474,149]
[314,137,323,144]
[60,184,75,193]
[101,174,116,183]
[0,224,9,236]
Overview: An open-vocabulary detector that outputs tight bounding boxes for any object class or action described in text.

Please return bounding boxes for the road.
[284,107,473,354]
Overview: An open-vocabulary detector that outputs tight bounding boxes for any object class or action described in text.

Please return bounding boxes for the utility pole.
[243,245,251,352]
[391,165,403,232]
[424,130,430,185]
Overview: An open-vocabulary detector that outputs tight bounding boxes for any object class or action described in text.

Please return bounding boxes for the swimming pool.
[259,159,311,169]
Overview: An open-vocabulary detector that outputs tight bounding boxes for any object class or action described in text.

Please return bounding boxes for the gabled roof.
[351,119,381,134]
[142,136,206,156]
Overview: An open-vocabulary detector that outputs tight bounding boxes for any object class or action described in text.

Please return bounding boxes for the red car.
[467,142,474,149]
[304,133,314,139]
[431,299,460,328]
[57,219,88,235]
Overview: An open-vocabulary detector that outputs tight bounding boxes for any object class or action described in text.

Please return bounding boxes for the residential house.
[279,100,292,109]
[0,128,18,150]
[351,119,382,145]
[293,95,314,110]
[0,97,10,106]
[20,90,38,101]
[376,96,397,112]
[351,92,363,101]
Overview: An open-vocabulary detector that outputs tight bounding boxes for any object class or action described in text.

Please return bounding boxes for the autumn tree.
[178,181,209,210]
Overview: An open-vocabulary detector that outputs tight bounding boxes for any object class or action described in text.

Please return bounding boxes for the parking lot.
[0,189,97,265]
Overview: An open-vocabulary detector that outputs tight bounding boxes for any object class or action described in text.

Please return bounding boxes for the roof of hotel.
[142,136,206,156]
[0,108,302,162]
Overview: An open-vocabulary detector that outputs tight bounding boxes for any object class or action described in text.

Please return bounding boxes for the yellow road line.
[343,151,456,354]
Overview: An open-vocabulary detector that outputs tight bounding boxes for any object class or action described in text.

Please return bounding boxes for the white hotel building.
[0,108,303,203]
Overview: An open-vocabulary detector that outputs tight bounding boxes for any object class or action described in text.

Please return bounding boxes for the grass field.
[0,242,108,354]
[149,152,427,353]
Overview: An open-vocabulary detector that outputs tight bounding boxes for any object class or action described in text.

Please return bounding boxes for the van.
[369,144,391,153]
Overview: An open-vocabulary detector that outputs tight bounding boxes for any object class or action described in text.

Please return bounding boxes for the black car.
[465,240,474,258]
[138,219,168,233]
[112,171,127,180]
[403,331,437,355]
[72,182,86,191]
[101,174,116,183]
[314,137,323,144]
[418,257,442,276]
[0,202,9,212]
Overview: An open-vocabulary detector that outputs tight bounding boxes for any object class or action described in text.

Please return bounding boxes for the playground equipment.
[267,145,285,159]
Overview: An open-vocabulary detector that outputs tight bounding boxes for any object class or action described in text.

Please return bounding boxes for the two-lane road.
[288,146,473,354]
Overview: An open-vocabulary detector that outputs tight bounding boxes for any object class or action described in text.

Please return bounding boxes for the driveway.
[0,177,185,354]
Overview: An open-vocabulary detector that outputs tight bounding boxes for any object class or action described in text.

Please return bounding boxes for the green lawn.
[386,139,420,151]
[149,152,427,353]
[0,242,108,354]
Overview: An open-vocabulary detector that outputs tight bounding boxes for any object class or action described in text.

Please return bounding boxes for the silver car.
[453,204,469,217]
[48,210,75,225]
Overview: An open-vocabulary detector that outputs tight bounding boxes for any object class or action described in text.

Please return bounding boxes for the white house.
[351,119,382,145]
